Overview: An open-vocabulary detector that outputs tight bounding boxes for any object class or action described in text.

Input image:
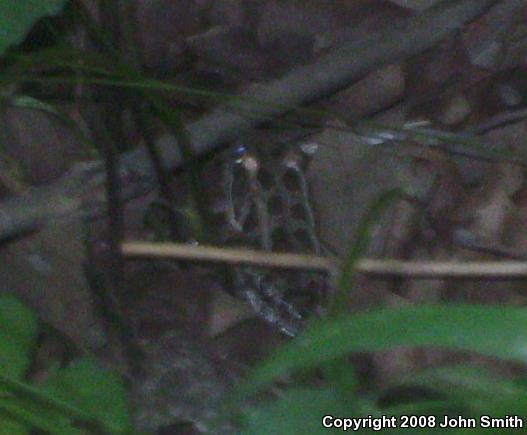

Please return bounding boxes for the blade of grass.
[0,295,38,379]
[400,365,527,413]
[0,397,78,435]
[332,188,401,315]
[16,72,524,168]
[236,305,527,399]
[0,374,107,433]
[43,358,131,434]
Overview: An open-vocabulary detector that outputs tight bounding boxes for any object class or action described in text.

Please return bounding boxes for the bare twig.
[0,0,497,242]
[121,241,337,274]
[119,0,498,178]
[356,259,527,280]
[122,241,527,281]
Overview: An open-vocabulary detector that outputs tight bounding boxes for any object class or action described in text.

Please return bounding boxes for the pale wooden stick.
[121,241,337,273]
[356,259,527,280]
[122,241,527,280]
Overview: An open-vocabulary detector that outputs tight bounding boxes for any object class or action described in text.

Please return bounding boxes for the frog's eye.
[232,145,247,161]
[299,142,319,156]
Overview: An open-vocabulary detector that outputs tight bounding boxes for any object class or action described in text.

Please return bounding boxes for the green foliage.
[0,296,38,434]
[0,296,131,434]
[235,304,527,433]
[0,1,67,56]
[238,305,527,398]
[0,296,38,380]
[407,364,527,416]
[43,358,131,434]
[239,387,350,435]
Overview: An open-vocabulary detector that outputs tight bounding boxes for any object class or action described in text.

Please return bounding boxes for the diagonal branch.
[0,0,498,242]
[119,0,498,177]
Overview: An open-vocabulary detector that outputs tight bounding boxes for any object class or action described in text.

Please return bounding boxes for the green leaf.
[0,371,111,434]
[0,1,68,56]
[0,396,81,435]
[0,373,92,422]
[406,365,527,410]
[0,411,29,435]
[0,295,38,379]
[238,305,527,398]
[395,365,527,434]
[0,357,131,434]
[321,359,358,403]
[239,387,351,435]
[43,357,131,434]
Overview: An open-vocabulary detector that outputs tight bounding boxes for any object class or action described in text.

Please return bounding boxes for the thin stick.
[356,259,527,280]
[122,241,527,280]
[121,241,337,273]
[120,0,497,177]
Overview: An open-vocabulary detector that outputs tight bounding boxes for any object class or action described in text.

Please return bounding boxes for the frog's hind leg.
[236,269,303,337]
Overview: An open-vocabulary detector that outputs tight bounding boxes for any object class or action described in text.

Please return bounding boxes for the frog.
[146,130,331,336]
[129,132,330,433]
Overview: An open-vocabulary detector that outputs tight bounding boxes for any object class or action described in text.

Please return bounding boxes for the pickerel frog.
[148,132,330,335]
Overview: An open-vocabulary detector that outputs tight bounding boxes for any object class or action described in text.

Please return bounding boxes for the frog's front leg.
[224,160,250,233]
[225,146,273,250]
[243,152,273,251]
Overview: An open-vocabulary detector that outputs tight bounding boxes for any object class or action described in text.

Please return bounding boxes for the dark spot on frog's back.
[257,167,275,189]
[270,227,291,251]
[290,201,308,221]
[293,228,314,251]
[241,206,258,233]
[267,194,284,216]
